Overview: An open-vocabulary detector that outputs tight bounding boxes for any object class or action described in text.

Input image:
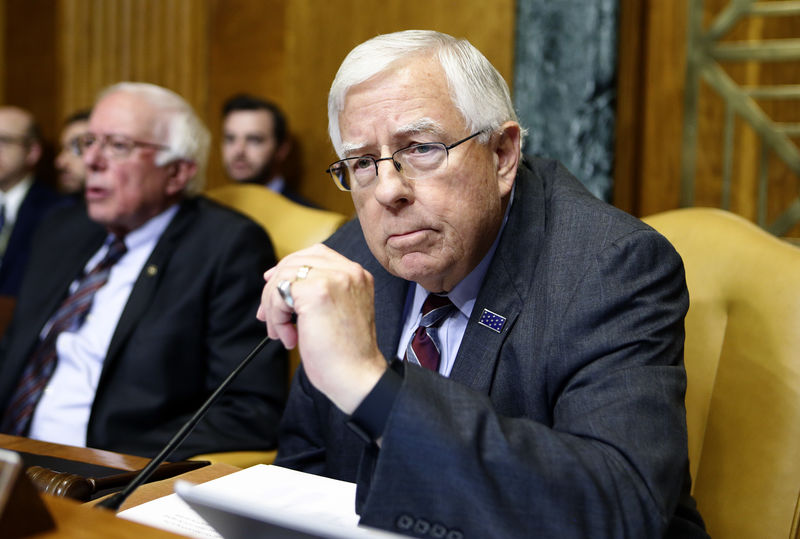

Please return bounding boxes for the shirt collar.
[112,203,180,250]
[1,175,33,224]
[266,176,285,193]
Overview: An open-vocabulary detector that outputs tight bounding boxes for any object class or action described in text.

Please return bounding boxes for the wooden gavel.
[25,460,208,502]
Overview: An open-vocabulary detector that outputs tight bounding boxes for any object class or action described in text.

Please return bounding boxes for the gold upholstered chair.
[204,183,349,260]
[642,208,800,539]
[190,184,348,468]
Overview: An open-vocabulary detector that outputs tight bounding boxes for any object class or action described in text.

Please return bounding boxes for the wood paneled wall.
[616,0,693,217]
[204,0,290,202]
[59,0,209,118]
[0,0,5,104]
[3,0,59,143]
[2,0,514,215]
[615,0,800,236]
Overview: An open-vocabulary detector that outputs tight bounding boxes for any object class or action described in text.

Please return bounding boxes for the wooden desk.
[0,435,239,537]
[107,462,239,511]
[0,434,151,471]
[37,495,182,539]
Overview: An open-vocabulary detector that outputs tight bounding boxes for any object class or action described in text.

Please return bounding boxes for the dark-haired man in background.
[221,94,314,207]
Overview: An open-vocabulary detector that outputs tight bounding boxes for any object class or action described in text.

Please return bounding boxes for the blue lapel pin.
[478,309,506,333]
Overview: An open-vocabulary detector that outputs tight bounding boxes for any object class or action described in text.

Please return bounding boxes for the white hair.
[97,82,210,193]
[328,30,526,157]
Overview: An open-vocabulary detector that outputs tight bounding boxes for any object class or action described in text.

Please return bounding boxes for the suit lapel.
[449,262,521,391]
[338,159,547,385]
[102,200,195,371]
[33,226,106,337]
[450,160,546,392]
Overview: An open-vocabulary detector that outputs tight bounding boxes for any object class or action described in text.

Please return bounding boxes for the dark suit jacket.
[0,197,287,459]
[275,157,708,538]
[0,181,65,296]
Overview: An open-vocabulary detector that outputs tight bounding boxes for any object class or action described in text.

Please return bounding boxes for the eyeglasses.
[65,136,83,156]
[0,134,31,148]
[326,130,485,191]
[72,133,170,159]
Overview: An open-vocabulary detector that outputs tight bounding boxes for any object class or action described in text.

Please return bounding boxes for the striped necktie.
[405,294,455,372]
[0,237,127,436]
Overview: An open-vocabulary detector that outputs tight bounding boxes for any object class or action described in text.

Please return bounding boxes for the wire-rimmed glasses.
[326,130,485,191]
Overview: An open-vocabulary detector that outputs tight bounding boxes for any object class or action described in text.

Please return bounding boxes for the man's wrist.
[345,360,404,443]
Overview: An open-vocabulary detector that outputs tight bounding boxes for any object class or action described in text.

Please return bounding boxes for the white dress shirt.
[0,176,33,258]
[28,205,179,446]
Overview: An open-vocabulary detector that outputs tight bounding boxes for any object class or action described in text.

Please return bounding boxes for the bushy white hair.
[328,30,526,157]
[98,82,210,193]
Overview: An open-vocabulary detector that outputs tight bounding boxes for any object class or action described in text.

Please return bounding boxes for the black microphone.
[95,335,276,511]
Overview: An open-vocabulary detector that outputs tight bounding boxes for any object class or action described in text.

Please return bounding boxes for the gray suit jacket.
[275,157,707,538]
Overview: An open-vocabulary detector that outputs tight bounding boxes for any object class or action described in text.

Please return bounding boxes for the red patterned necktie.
[1,237,127,436]
[405,294,455,372]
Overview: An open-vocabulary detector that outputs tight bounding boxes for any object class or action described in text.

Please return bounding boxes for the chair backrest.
[206,183,349,392]
[205,184,349,260]
[642,208,800,539]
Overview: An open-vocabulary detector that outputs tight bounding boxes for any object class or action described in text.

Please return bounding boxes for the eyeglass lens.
[330,143,448,190]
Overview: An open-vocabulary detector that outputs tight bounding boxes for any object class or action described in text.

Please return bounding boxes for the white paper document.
[120,490,222,539]
[118,464,401,538]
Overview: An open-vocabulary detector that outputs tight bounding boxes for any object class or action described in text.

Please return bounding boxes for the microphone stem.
[96,335,274,511]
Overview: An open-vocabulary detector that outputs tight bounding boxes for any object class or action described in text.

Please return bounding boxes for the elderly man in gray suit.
[258,30,708,538]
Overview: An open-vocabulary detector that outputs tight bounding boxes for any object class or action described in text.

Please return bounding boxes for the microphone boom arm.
[95,335,274,511]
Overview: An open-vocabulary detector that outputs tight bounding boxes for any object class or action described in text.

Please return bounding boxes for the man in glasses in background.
[55,109,91,196]
[259,31,708,537]
[0,106,64,297]
[0,83,287,459]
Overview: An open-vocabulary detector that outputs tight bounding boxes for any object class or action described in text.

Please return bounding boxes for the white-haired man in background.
[0,82,287,459]
[260,31,708,538]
